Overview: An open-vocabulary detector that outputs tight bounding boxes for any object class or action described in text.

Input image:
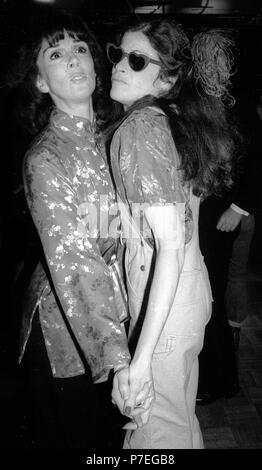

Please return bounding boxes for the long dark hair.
[106,19,242,197]
[7,10,109,135]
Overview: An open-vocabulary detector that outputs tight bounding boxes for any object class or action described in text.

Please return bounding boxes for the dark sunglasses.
[106,43,162,72]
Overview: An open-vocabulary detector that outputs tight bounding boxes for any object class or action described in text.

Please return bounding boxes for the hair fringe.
[6,11,110,135]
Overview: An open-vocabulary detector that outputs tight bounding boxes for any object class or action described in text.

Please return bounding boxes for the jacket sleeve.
[118,112,185,206]
[23,148,130,383]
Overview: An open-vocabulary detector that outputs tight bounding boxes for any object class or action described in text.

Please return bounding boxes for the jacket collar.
[50,107,97,144]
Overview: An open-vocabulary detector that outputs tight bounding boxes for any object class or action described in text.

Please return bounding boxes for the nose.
[67,51,79,68]
[115,55,128,72]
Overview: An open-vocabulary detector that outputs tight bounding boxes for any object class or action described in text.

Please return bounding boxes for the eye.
[76,45,88,54]
[49,50,62,60]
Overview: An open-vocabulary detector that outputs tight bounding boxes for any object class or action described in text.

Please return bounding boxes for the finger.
[139,409,151,426]
[131,396,155,418]
[128,403,153,428]
[111,388,124,414]
[119,384,129,401]
[135,380,153,406]
[122,420,138,431]
[134,414,143,428]
[112,377,126,414]
[137,395,155,425]
[116,368,130,401]
[123,394,137,415]
[126,378,154,412]
[124,412,144,429]
[137,380,154,400]
[139,394,155,412]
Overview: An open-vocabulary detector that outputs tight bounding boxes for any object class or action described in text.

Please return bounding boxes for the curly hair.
[7,10,109,135]
[106,19,242,197]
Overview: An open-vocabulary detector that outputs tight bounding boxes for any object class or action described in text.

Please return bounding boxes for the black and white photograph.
[0,0,261,456]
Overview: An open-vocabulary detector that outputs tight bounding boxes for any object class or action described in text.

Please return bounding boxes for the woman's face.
[110,31,168,109]
[36,31,96,114]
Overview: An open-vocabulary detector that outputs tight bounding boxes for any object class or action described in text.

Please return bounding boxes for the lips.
[112,76,127,85]
[70,73,87,82]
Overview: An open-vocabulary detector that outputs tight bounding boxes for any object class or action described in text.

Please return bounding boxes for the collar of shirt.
[50,107,97,145]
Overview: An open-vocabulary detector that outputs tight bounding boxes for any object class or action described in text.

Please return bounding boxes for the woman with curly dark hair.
[11,11,132,448]
[106,19,241,448]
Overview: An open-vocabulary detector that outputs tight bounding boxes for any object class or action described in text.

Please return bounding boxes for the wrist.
[132,352,152,368]
[230,203,249,217]
[113,362,130,374]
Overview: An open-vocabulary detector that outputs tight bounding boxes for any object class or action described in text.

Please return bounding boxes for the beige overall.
[119,192,212,449]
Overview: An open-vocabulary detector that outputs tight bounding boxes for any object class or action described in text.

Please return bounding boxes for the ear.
[36,74,49,94]
[158,75,177,93]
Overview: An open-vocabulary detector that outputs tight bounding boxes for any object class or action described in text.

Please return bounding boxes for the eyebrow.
[43,46,53,55]
[121,45,155,57]
[42,39,85,55]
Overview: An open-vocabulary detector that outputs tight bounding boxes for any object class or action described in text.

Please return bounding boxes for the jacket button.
[140,265,145,271]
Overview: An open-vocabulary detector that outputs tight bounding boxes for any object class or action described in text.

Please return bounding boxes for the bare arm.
[133,203,184,361]
[122,203,185,415]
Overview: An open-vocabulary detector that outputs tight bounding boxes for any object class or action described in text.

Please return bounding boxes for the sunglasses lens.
[107,45,123,65]
[107,45,149,71]
[129,53,146,72]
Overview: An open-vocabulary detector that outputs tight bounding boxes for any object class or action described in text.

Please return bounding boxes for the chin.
[110,89,124,105]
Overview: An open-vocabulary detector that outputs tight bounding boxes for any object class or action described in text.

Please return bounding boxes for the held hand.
[123,380,155,430]
[123,360,155,428]
[111,367,143,429]
[111,366,129,417]
[111,365,155,429]
[216,207,242,232]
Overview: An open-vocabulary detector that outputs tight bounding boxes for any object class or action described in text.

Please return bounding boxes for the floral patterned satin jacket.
[20,108,130,382]
[110,106,193,243]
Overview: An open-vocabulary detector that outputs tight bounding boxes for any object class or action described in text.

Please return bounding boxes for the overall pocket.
[163,268,212,337]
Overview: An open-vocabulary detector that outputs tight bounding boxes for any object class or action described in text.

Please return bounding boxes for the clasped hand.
[112,363,155,430]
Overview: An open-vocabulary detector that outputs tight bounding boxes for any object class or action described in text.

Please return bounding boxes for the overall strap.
[117,194,147,246]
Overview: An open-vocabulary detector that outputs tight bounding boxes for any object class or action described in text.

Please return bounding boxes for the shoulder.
[121,106,167,131]
[113,106,171,149]
[23,125,61,176]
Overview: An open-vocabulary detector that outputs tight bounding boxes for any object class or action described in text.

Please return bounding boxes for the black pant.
[21,311,125,449]
[198,196,239,397]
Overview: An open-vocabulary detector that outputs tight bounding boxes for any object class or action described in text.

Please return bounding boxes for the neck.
[56,99,94,122]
